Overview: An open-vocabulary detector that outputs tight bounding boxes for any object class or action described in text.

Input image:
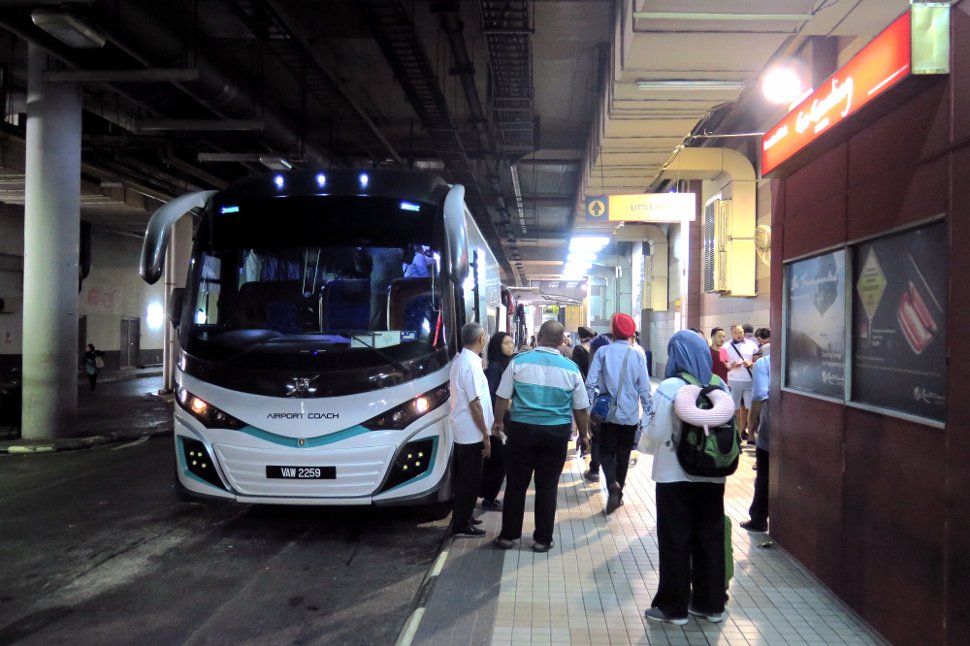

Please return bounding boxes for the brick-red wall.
[769,6,970,644]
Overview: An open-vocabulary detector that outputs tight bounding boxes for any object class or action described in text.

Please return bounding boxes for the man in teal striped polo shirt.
[491,320,590,553]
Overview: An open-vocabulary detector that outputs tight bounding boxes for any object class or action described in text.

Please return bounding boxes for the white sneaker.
[688,606,724,623]
[644,607,688,626]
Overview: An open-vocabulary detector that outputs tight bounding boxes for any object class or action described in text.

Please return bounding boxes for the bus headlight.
[361,384,449,431]
[177,387,247,429]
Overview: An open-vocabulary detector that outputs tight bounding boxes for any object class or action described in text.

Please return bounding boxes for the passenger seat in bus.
[387,277,433,332]
[323,278,371,330]
[237,280,304,334]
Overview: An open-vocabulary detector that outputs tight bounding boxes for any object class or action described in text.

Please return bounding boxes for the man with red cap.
[585,313,653,514]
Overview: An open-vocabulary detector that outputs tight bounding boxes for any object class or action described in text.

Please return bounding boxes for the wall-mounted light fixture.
[31,9,105,49]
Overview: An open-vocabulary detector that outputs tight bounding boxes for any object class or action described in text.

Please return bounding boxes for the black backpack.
[673,373,740,478]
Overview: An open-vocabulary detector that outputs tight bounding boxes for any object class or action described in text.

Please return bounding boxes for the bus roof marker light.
[400,201,421,212]
[359,172,369,189]
[316,173,326,188]
[274,174,284,189]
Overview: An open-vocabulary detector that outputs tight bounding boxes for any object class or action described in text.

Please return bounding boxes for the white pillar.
[21,44,82,439]
[162,216,193,392]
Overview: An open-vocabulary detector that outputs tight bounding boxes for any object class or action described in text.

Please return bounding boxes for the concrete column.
[21,44,82,440]
[162,216,193,392]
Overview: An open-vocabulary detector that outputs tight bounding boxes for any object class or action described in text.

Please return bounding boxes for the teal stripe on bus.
[237,425,370,448]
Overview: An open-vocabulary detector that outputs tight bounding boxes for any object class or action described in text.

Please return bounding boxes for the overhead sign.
[584,193,695,223]
[585,196,608,221]
[761,8,946,176]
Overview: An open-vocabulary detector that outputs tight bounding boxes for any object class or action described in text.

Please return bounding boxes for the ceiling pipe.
[90,2,339,166]
[438,6,525,282]
[0,15,263,187]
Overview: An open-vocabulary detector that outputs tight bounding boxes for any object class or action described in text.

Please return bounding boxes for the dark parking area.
[0,378,448,646]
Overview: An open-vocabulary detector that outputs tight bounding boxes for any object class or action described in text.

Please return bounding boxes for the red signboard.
[761,12,912,175]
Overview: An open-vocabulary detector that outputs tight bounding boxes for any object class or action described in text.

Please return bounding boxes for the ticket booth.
[762,5,968,645]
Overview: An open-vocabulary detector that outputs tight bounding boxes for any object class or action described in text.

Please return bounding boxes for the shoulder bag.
[589,347,632,423]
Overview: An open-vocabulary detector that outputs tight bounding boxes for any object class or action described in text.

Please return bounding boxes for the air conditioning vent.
[703,199,731,293]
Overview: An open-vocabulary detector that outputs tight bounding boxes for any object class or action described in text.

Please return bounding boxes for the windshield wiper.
[210,335,290,369]
[350,335,410,374]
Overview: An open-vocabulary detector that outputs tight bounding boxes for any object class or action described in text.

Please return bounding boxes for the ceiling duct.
[360,0,515,281]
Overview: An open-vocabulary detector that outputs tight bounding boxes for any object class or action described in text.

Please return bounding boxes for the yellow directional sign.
[856,248,887,320]
[608,193,695,222]
[584,193,695,223]
[585,197,608,221]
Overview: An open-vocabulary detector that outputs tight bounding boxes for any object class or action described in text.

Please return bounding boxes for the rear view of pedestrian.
[83,344,104,391]
[582,334,612,484]
[642,330,731,626]
[492,320,590,553]
[585,313,652,514]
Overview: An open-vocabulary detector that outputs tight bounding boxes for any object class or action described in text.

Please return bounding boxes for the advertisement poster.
[852,221,946,421]
[785,250,846,398]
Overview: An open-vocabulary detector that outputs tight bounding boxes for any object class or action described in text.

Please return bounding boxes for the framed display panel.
[784,249,846,399]
[851,220,946,423]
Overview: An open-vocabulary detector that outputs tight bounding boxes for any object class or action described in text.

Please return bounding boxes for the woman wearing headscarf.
[642,330,731,626]
[480,332,514,511]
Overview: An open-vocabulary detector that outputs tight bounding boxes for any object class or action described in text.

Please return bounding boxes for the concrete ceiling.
[0,0,914,282]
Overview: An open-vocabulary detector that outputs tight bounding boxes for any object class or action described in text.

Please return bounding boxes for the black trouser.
[480,436,505,502]
[749,448,769,525]
[651,481,726,618]
[87,372,97,391]
[587,419,601,472]
[499,420,570,545]
[598,422,637,490]
[451,441,484,530]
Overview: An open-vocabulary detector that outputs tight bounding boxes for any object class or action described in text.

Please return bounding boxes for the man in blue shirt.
[741,343,771,532]
[491,320,590,552]
[585,313,652,515]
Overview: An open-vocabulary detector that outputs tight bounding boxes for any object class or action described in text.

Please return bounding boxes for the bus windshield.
[180,196,448,390]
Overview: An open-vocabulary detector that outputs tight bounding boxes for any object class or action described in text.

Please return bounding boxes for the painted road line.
[110,435,150,451]
[394,548,450,646]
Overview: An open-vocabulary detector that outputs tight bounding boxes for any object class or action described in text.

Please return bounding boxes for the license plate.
[266,466,336,479]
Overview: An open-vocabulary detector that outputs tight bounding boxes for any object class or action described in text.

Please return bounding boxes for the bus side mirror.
[443,184,468,283]
[168,288,185,328]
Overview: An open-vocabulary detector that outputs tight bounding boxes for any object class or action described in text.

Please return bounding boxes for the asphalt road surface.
[0,394,450,645]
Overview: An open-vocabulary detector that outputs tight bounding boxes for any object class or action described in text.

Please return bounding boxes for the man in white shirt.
[448,322,493,537]
[724,323,759,439]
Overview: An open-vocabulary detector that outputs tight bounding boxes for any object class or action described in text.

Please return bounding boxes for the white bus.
[140,169,500,505]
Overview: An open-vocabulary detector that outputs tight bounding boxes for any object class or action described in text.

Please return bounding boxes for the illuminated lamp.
[414,396,430,414]
[761,66,804,105]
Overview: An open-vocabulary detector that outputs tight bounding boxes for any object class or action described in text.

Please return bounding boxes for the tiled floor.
[482,447,888,646]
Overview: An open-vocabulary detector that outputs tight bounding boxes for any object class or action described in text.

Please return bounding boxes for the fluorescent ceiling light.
[636,80,746,91]
[633,12,812,22]
[258,155,293,171]
[31,9,105,49]
[569,236,610,252]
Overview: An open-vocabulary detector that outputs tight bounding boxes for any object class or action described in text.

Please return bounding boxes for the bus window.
[195,254,222,325]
